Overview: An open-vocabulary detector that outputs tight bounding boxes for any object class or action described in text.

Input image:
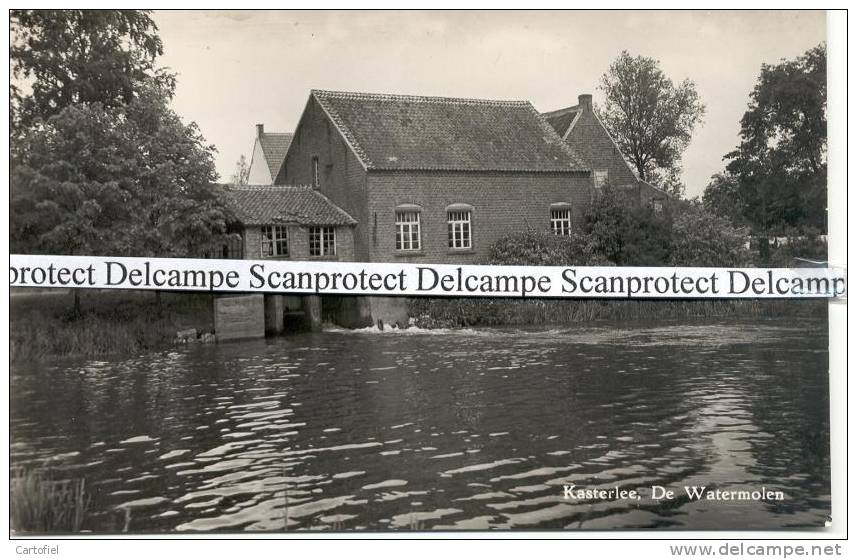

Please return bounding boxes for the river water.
[10,317,830,532]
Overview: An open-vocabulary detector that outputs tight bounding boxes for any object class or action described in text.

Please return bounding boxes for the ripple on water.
[9,317,831,531]
[361,479,408,490]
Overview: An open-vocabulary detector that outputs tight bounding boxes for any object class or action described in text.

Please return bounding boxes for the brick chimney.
[578,94,593,112]
[255,123,264,138]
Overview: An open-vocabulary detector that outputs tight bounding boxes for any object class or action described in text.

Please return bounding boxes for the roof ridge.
[224,185,358,226]
[228,184,314,191]
[312,89,531,107]
[260,132,294,137]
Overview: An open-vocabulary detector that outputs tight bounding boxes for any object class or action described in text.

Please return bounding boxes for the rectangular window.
[593,169,609,189]
[447,210,472,249]
[260,225,288,257]
[652,199,664,213]
[551,209,571,236]
[309,226,336,256]
[395,211,421,251]
[312,156,320,189]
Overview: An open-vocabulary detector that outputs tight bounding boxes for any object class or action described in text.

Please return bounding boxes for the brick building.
[220,184,358,332]
[226,89,669,328]
[281,90,592,265]
[542,94,669,209]
[225,184,356,262]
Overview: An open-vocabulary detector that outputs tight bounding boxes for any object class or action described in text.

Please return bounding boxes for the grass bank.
[408,297,827,328]
[10,289,214,363]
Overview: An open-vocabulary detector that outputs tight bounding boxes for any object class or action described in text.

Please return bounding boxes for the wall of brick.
[638,181,670,207]
[242,224,355,262]
[566,109,639,188]
[280,96,371,260]
[365,171,593,264]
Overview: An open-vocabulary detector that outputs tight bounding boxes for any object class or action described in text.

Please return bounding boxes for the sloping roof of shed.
[224,185,356,226]
[310,89,588,172]
[258,133,293,180]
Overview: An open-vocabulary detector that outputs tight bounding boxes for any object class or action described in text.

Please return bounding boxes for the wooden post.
[302,295,322,332]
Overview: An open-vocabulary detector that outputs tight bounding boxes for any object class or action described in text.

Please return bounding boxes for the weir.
[212,293,378,341]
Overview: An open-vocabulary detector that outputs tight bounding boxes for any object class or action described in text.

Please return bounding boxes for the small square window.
[593,170,609,189]
[260,225,288,257]
[309,226,336,256]
[551,209,571,236]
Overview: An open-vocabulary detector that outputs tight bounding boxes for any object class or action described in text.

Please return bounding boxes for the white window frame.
[260,225,289,257]
[551,208,572,236]
[447,210,472,250]
[593,169,609,189]
[309,226,336,256]
[395,210,421,251]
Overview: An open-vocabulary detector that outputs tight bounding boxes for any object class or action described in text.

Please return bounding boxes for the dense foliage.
[411,194,814,328]
[484,189,749,268]
[10,10,233,259]
[704,43,827,234]
[10,10,171,136]
[670,203,751,266]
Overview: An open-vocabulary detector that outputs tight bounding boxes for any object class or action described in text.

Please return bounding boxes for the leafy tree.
[720,43,827,233]
[620,205,674,266]
[670,203,750,267]
[10,10,233,313]
[231,155,250,186]
[702,173,745,226]
[582,188,628,263]
[597,51,706,193]
[650,166,686,199]
[10,84,232,258]
[10,10,171,136]
[581,187,673,266]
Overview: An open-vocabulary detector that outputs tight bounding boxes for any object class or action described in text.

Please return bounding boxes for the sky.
[153,10,826,198]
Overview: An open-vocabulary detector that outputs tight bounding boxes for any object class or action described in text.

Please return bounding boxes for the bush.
[485,228,607,266]
[670,205,751,266]
[756,230,828,267]
[409,194,790,328]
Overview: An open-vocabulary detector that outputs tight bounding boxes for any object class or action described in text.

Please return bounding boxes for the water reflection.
[10,318,830,531]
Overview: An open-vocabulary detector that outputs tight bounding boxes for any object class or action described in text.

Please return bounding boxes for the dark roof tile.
[258,133,293,180]
[312,90,587,172]
[224,185,356,226]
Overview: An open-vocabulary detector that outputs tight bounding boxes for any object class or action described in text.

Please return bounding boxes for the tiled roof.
[541,106,580,138]
[258,133,293,180]
[224,185,356,226]
[311,90,588,173]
